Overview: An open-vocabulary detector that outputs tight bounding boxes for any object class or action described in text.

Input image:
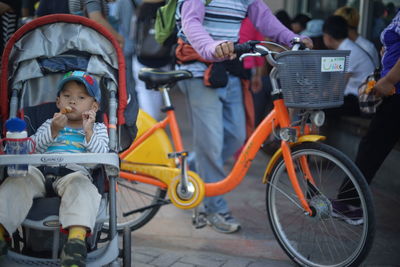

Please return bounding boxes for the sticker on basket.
[321,57,346,72]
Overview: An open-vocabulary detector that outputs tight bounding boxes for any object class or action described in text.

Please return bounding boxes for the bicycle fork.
[280,141,313,216]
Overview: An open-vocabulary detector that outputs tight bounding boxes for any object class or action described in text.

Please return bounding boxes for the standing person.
[114,0,140,142]
[275,9,291,30]
[301,19,327,50]
[69,0,124,47]
[133,0,174,121]
[69,0,139,143]
[334,10,400,225]
[322,15,375,116]
[239,17,270,127]
[0,71,107,266]
[175,0,312,233]
[334,6,380,68]
[0,0,21,54]
[291,13,311,34]
[36,0,69,17]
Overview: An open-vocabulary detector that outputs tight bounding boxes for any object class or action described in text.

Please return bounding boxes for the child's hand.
[82,109,96,142]
[51,112,68,138]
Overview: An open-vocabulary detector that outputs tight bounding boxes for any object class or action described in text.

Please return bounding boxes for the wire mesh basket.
[275,50,350,109]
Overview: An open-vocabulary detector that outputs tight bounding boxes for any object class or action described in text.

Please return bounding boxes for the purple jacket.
[181,0,300,61]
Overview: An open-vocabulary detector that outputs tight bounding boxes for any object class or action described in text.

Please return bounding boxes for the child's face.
[56,81,99,122]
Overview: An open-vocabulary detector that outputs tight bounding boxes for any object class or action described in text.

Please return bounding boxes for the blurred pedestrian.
[36,0,69,17]
[336,10,400,224]
[114,0,139,137]
[275,9,291,30]
[291,13,311,34]
[69,0,124,47]
[0,0,21,54]
[323,15,375,116]
[239,17,264,127]
[355,10,400,185]
[372,1,387,50]
[300,19,327,50]
[133,0,174,121]
[334,6,380,68]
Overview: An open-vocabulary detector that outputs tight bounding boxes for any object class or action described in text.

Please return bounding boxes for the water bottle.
[5,118,29,176]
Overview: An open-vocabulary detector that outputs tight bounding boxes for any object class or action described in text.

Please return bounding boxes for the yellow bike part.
[168,173,205,209]
[121,162,205,209]
[262,135,326,184]
[122,109,176,167]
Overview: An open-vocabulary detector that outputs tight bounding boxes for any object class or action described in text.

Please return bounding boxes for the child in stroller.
[0,14,134,267]
[0,71,107,266]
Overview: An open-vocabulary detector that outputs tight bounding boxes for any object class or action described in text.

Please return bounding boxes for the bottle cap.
[5,118,27,132]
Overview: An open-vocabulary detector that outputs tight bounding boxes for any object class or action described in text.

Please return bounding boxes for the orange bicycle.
[106,40,375,267]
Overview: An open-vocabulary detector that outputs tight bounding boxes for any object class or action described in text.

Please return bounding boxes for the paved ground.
[130,89,400,267]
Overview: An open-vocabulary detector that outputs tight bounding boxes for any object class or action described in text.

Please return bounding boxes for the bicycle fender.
[262,135,326,184]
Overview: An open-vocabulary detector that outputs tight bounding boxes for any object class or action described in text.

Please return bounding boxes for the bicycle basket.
[275,50,350,109]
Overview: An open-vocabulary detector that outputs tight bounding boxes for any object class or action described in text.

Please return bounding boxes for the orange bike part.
[119,171,167,189]
[280,141,313,215]
[204,108,277,196]
[204,99,291,196]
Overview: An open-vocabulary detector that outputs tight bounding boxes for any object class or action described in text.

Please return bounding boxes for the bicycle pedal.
[168,151,189,159]
[192,212,207,229]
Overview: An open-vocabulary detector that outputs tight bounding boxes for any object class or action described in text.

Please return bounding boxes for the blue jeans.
[179,75,246,214]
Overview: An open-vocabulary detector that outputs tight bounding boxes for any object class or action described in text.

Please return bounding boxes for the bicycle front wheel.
[103,177,167,233]
[266,142,375,267]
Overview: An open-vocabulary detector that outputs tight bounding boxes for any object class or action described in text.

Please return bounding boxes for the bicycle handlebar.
[234,38,307,67]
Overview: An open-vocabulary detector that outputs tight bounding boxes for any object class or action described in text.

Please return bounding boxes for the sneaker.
[206,212,241,233]
[331,200,364,225]
[60,238,87,267]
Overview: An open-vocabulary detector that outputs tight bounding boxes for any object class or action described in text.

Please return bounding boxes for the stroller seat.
[15,101,109,259]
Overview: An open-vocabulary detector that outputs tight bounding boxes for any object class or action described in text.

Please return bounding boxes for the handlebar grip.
[233,41,259,54]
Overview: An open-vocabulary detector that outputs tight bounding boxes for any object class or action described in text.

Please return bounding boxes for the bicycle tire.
[266,142,375,267]
[103,177,167,233]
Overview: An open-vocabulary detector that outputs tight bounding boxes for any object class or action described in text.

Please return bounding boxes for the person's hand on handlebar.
[301,37,314,49]
[215,41,236,60]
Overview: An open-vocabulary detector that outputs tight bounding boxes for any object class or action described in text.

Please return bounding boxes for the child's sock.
[68,226,86,241]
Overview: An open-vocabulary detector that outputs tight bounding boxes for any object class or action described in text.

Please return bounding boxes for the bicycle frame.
[119,82,316,214]
[112,42,376,267]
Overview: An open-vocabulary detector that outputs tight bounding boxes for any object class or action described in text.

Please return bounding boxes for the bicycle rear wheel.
[266,142,375,267]
[103,177,167,233]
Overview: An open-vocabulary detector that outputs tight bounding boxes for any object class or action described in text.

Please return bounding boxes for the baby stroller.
[0,14,133,266]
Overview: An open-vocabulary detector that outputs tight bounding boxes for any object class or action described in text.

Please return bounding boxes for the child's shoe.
[60,238,87,267]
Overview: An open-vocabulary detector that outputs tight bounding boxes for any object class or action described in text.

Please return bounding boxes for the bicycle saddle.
[139,68,193,89]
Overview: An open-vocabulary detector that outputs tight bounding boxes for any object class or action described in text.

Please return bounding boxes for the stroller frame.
[0,14,130,266]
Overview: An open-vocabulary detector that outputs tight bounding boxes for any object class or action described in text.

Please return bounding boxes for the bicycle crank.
[168,173,205,209]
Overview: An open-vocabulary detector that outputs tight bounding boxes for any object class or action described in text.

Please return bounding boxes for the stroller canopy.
[0,14,128,126]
